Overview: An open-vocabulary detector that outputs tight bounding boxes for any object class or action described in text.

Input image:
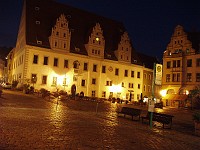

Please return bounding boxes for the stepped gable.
[25,0,128,59]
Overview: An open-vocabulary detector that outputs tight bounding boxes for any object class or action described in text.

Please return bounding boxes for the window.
[137,72,140,78]
[131,71,134,77]
[92,91,96,97]
[172,74,176,82]
[52,77,57,85]
[36,21,40,24]
[81,80,86,86]
[128,83,134,88]
[148,74,151,80]
[31,74,37,83]
[167,61,171,68]
[42,75,47,84]
[84,63,88,71]
[137,94,140,100]
[106,81,112,86]
[177,60,180,67]
[33,55,38,64]
[73,61,80,69]
[54,58,58,67]
[196,73,200,82]
[144,85,146,92]
[173,60,176,68]
[115,68,119,76]
[102,91,106,98]
[187,59,192,67]
[144,73,147,79]
[93,64,97,72]
[92,78,96,84]
[166,74,170,82]
[148,85,151,92]
[102,66,106,73]
[109,92,113,98]
[138,84,140,89]
[64,60,68,68]
[124,70,128,77]
[63,78,67,85]
[186,73,192,82]
[177,73,180,82]
[122,82,124,87]
[196,58,200,67]
[43,56,48,65]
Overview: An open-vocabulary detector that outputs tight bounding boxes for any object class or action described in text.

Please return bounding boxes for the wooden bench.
[141,112,174,129]
[117,107,142,121]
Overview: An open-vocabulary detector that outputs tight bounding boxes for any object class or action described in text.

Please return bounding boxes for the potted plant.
[193,111,200,136]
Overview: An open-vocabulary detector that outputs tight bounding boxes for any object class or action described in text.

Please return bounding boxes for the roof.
[25,0,128,59]
[133,52,160,69]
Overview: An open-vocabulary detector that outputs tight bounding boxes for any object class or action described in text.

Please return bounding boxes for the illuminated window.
[31,74,37,83]
[52,77,57,85]
[63,78,67,85]
[42,75,47,84]
[33,55,38,64]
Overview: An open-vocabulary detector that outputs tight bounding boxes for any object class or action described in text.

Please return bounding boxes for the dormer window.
[36,21,40,24]
[37,40,42,44]
[96,37,99,41]
[35,7,40,11]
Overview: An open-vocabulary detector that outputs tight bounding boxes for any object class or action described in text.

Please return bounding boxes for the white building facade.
[9,0,155,101]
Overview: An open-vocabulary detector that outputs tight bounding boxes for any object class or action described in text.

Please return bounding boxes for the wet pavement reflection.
[0,90,200,149]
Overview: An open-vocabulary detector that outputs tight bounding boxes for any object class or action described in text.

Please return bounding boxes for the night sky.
[0,0,200,61]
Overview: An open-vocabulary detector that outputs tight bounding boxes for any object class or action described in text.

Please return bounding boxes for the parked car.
[2,82,12,89]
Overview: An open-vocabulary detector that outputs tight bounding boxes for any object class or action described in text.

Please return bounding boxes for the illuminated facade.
[162,25,200,106]
[9,0,158,100]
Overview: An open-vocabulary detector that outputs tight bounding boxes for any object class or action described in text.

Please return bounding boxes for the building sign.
[155,64,162,85]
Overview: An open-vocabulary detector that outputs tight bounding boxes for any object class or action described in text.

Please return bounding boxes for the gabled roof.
[25,0,127,59]
[134,52,160,69]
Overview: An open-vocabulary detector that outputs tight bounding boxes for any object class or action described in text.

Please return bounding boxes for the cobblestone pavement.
[0,90,200,150]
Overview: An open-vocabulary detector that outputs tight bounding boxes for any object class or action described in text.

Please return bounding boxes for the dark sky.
[0,0,200,60]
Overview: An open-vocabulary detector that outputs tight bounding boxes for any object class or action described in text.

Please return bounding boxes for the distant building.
[8,0,158,101]
[162,25,200,107]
